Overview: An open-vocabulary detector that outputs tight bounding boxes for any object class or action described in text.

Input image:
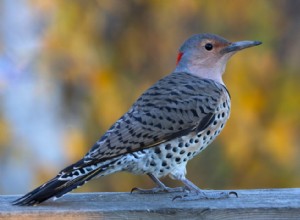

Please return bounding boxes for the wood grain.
[1,188,300,219]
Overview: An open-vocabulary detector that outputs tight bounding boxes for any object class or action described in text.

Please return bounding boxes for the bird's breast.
[119,94,231,178]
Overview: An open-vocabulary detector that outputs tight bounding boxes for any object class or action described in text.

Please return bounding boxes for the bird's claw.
[130,187,139,194]
[131,186,187,194]
[229,191,238,198]
[131,186,164,194]
[172,194,186,201]
[172,190,238,201]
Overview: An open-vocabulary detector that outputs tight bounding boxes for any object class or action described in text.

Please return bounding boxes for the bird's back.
[84,72,231,167]
[91,72,231,179]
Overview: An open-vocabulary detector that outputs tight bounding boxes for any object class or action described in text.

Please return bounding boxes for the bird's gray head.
[175,33,261,84]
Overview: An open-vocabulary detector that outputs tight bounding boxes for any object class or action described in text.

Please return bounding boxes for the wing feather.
[85,72,228,163]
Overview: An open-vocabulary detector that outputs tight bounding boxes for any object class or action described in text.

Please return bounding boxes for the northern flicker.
[13,33,261,206]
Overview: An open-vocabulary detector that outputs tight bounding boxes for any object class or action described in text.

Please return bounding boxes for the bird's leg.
[131,174,187,194]
[173,177,238,201]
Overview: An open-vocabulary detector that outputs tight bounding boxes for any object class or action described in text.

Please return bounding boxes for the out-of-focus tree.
[1,0,299,194]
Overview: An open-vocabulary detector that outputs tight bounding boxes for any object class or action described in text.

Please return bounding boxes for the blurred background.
[0,0,300,195]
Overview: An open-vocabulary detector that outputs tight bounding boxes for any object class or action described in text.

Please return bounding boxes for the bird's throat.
[174,63,225,85]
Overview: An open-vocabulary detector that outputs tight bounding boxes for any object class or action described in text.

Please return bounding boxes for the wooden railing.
[1,188,300,219]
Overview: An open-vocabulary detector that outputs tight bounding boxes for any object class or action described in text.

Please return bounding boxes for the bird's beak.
[221,40,262,54]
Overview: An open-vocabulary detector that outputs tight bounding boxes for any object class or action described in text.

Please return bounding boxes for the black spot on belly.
[150,161,156,166]
[175,157,181,162]
[155,147,161,154]
[166,153,172,158]
[165,144,172,150]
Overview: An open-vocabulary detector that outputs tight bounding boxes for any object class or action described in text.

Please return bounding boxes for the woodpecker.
[13,33,261,206]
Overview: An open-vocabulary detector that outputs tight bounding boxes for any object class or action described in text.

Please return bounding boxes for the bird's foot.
[173,190,238,201]
[131,186,187,194]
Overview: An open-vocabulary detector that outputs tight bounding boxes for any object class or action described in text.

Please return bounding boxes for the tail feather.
[12,160,110,206]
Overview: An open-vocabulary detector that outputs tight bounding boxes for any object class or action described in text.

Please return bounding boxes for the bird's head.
[175,33,261,84]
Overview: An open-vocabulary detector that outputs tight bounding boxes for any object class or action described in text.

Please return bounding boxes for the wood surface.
[1,188,300,219]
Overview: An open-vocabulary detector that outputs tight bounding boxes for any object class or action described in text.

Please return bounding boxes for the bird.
[12,33,261,206]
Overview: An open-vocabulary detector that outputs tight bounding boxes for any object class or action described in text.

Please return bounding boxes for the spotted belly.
[116,103,230,178]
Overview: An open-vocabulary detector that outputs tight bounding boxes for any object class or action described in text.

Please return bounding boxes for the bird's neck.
[174,62,226,85]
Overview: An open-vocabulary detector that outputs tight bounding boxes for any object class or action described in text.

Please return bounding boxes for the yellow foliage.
[264,119,297,167]
[63,127,87,162]
[89,69,127,128]
[0,118,11,146]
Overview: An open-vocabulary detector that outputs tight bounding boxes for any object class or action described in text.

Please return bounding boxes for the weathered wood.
[1,188,300,219]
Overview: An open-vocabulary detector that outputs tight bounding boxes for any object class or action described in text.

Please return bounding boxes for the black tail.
[12,159,108,206]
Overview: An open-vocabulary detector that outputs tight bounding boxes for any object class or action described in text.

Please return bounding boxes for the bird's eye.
[205,43,213,51]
